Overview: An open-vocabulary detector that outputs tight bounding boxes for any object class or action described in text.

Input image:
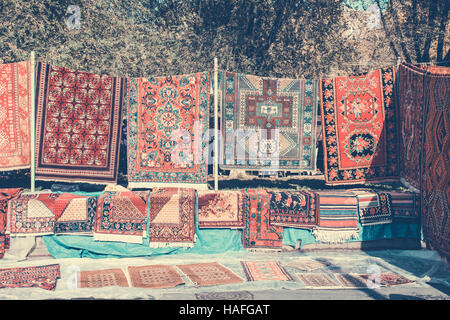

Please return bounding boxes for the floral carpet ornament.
[177,262,244,287]
[93,191,149,244]
[0,61,32,171]
[268,190,319,228]
[127,72,210,188]
[127,265,184,289]
[0,264,60,291]
[356,191,393,226]
[219,71,318,171]
[243,189,283,249]
[198,190,244,228]
[320,66,400,185]
[148,188,196,248]
[241,261,294,282]
[35,62,125,183]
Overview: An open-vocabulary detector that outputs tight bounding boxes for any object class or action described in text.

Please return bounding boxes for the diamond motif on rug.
[177,262,244,287]
[127,265,184,289]
[78,268,128,288]
[356,191,393,226]
[220,71,318,170]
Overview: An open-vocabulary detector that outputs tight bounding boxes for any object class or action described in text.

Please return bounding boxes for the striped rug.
[312,191,359,243]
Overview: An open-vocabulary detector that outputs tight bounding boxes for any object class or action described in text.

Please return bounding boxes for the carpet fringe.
[312,228,360,243]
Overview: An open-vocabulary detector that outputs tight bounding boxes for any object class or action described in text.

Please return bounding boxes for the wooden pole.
[30,51,35,192]
[213,58,219,191]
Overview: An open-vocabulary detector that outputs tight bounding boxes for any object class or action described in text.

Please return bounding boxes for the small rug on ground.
[177,262,244,287]
[241,261,294,282]
[127,265,184,289]
[78,268,129,288]
[0,264,60,291]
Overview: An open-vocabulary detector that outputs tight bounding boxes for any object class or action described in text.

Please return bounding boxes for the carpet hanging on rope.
[219,71,318,171]
[320,66,400,185]
[127,72,210,186]
[0,61,32,171]
[34,62,125,183]
[398,63,426,190]
[420,67,450,260]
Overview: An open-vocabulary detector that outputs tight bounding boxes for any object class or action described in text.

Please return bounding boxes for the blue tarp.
[43,190,421,259]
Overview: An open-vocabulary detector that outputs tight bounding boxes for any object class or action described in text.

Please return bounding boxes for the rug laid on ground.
[359,272,414,286]
[284,257,331,271]
[320,66,400,185]
[198,190,244,228]
[220,71,318,171]
[195,291,254,300]
[54,194,98,234]
[0,264,60,290]
[148,188,196,248]
[0,61,32,171]
[398,63,425,190]
[420,68,450,260]
[93,191,149,244]
[333,273,368,288]
[0,188,23,258]
[389,191,420,223]
[78,268,129,288]
[356,191,393,226]
[241,261,294,281]
[296,273,341,288]
[127,265,184,289]
[312,191,360,243]
[242,189,283,249]
[127,72,210,186]
[34,62,125,183]
[268,190,319,228]
[6,193,60,236]
[177,262,244,287]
